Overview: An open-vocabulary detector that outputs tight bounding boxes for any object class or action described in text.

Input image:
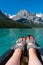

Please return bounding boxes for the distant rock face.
[0,10,43,27]
[8,10,43,24]
[11,10,36,21]
[4,10,43,24]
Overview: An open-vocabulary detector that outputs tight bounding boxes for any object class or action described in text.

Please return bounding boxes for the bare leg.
[28,46,42,65]
[5,37,25,65]
[27,36,42,65]
[5,48,22,65]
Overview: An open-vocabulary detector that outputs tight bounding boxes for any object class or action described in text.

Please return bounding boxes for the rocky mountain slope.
[0,10,43,28]
[6,10,43,28]
[9,10,43,24]
[0,10,30,28]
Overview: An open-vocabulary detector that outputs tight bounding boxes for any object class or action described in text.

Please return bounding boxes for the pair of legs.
[6,36,42,65]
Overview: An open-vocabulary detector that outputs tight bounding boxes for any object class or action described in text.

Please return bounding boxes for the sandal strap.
[26,39,35,44]
[11,40,25,51]
[27,45,41,49]
[16,40,26,44]
[14,45,24,51]
[15,40,25,51]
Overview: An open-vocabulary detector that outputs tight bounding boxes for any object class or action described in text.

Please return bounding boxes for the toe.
[26,36,30,40]
[30,36,34,40]
[22,37,26,42]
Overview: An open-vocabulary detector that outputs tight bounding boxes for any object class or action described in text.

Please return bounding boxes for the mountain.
[36,13,43,17]
[1,10,43,28]
[10,10,36,21]
[0,10,31,28]
[9,10,43,24]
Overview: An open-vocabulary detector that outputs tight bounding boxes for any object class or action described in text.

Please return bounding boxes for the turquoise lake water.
[0,28,43,56]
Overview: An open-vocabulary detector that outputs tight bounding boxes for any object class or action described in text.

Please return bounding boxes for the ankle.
[13,48,22,58]
[15,48,22,52]
[29,48,37,56]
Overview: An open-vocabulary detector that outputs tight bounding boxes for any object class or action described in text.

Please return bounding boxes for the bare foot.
[26,36,37,56]
[14,37,26,54]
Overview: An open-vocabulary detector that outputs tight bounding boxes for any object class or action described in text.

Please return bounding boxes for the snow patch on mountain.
[9,15,16,18]
[36,13,43,17]
[4,13,11,18]
[4,10,43,24]
[4,13,16,18]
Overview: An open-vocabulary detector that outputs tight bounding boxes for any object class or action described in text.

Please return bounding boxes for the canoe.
[0,46,43,65]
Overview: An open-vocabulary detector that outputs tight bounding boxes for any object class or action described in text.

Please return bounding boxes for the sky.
[0,0,43,15]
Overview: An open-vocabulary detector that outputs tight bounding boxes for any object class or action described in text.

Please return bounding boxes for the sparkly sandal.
[26,36,41,50]
[11,38,26,51]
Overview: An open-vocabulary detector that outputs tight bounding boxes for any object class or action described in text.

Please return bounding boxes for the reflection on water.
[0,28,43,56]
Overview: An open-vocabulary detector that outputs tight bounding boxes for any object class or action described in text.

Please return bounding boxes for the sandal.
[26,35,41,50]
[11,37,26,51]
